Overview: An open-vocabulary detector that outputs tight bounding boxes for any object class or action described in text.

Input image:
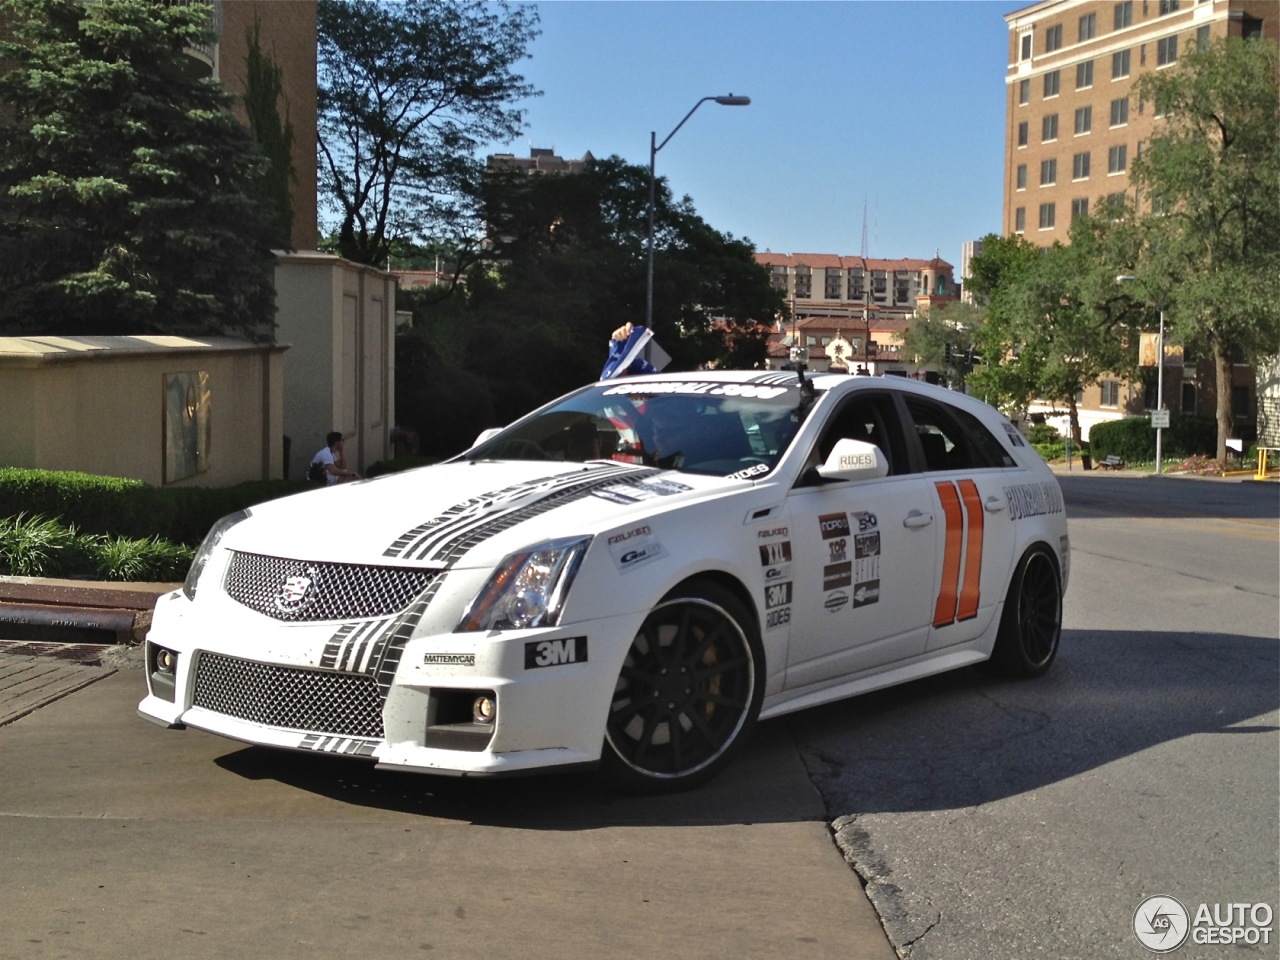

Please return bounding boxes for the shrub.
[1088,414,1216,463]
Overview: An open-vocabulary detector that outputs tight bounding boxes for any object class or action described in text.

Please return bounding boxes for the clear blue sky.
[489,0,1019,268]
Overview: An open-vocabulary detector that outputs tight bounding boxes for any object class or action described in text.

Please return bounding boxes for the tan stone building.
[1001,0,1277,441]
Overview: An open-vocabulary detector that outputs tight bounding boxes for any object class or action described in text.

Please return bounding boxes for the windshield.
[465,379,812,478]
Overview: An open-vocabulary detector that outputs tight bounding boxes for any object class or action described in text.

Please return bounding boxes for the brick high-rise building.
[1002,0,1275,248]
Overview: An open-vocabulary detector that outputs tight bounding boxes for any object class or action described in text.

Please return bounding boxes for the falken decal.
[607,524,667,572]
[384,463,651,563]
[933,480,984,626]
[524,636,588,669]
[819,513,851,540]
[1003,481,1065,520]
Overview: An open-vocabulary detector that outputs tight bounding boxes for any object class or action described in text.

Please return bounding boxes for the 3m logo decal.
[524,636,588,669]
[933,479,985,627]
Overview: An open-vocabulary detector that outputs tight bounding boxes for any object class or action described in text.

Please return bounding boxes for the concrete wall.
[0,337,285,486]
[274,253,396,480]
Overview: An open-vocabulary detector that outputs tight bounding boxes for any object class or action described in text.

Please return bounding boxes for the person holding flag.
[601,323,670,380]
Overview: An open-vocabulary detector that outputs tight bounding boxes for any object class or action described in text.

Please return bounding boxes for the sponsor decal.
[819,512,851,540]
[759,541,793,565]
[601,381,790,400]
[854,581,880,607]
[1003,480,1065,520]
[729,462,771,480]
[852,510,878,532]
[838,452,875,470]
[764,581,792,630]
[824,591,849,612]
[423,653,476,666]
[592,477,693,503]
[757,526,789,539]
[607,525,667,572]
[932,480,984,626]
[525,636,588,669]
[824,561,852,591]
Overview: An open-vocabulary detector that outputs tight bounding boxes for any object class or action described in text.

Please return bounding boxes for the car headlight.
[182,509,250,601]
[458,536,592,632]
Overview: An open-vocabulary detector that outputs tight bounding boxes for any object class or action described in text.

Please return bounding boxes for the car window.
[465,379,813,478]
[905,398,1014,471]
[808,393,905,476]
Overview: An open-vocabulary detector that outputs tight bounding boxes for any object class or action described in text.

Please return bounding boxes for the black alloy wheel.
[601,581,764,792]
[987,546,1062,678]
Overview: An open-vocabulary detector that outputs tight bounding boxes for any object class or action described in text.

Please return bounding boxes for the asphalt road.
[0,474,1275,960]
[793,474,1280,959]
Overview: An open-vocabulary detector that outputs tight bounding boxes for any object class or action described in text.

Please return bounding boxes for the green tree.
[968,222,1144,443]
[0,0,277,338]
[396,156,783,457]
[1128,36,1280,460]
[901,300,984,390]
[317,0,539,267]
[242,17,296,251]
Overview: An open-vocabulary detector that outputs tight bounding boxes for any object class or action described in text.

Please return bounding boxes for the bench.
[1097,454,1125,470]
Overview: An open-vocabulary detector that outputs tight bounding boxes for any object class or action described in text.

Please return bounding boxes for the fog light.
[472,695,496,724]
[156,649,177,673]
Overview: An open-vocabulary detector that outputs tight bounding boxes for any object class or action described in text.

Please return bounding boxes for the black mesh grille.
[193,653,384,740]
[224,551,435,622]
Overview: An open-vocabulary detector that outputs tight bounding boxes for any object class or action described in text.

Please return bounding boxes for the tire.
[600,580,764,793]
[986,546,1062,678]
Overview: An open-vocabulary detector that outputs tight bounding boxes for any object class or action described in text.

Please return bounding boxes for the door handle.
[903,511,934,529]
[984,496,1007,514]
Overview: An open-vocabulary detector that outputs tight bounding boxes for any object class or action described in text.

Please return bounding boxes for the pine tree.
[0,0,277,339]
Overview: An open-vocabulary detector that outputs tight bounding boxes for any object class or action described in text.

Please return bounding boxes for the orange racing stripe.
[933,481,963,627]
[956,479,984,621]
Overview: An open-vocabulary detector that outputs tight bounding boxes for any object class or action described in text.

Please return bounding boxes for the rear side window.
[905,399,1016,471]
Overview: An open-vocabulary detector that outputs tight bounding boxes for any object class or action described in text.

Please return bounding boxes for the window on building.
[1158,0,1179,14]
[1015,207,1027,233]
[1040,158,1057,185]
[1019,78,1030,105]
[1073,151,1091,179]
[1018,121,1029,147]
[1042,113,1059,142]
[1115,1,1133,30]
[1044,70,1060,98]
[1111,97,1129,126]
[1112,48,1131,78]
[1196,25,1210,51]
[825,268,841,299]
[1071,197,1090,221]
[1079,12,1097,40]
[1016,164,1028,189]
[1158,35,1178,65]
[1100,380,1120,407]
[1075,105,1092,134]
[1021,33,1033,60]
[1077,60,1094,89]
[1039,202,1056,229]
[1045,24,1063,52]
[1108,144,1128,173]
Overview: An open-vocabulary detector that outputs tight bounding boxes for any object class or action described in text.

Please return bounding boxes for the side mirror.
[472,427,502,448]
[815,438,889,481]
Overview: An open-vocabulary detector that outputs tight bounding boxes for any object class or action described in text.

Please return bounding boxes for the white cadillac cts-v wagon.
[140,370,1068,792]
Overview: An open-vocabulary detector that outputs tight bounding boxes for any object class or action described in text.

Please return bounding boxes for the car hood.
[219,460,742,570]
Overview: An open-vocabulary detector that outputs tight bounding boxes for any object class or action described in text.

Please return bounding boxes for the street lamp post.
[646,94,750,329]
[1117,275,1165,475]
